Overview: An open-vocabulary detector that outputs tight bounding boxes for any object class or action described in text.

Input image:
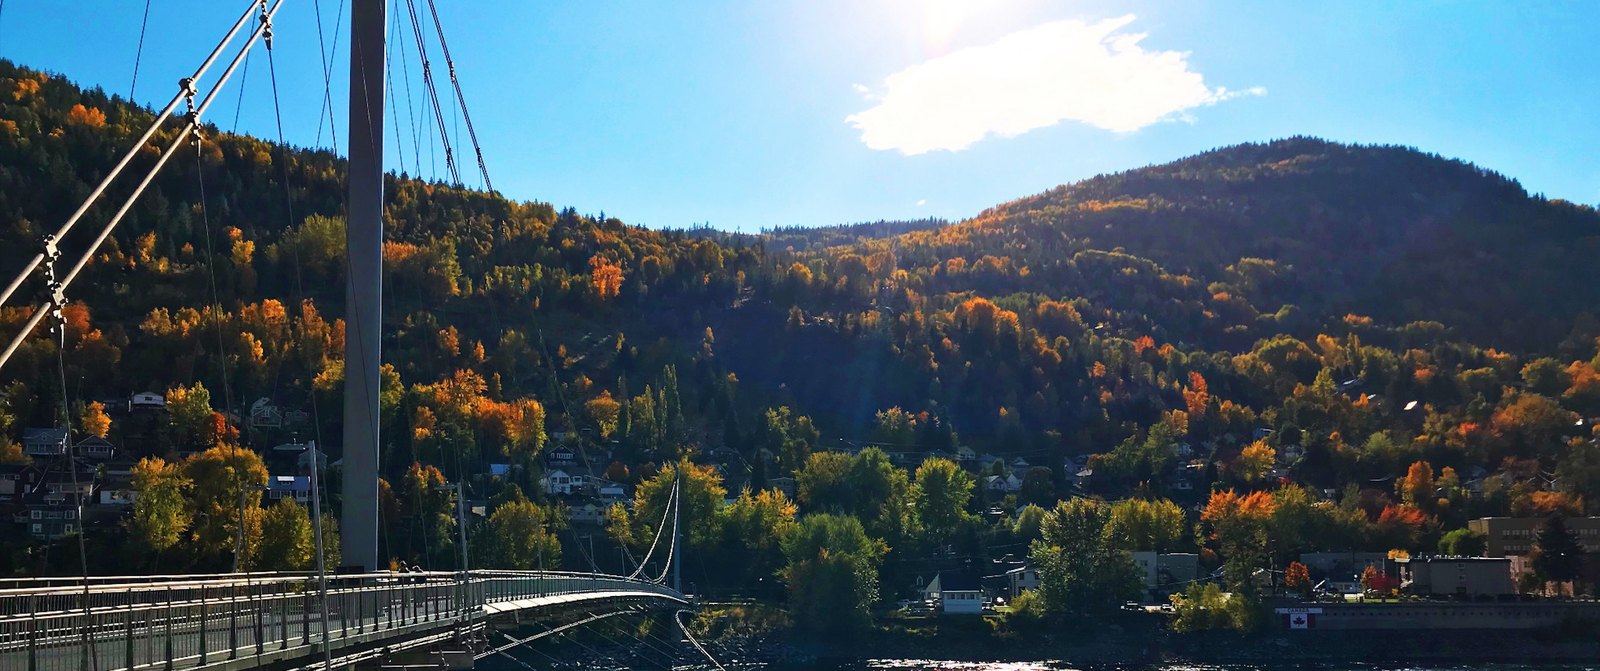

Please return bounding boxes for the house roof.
[22,428,67,443]
[268,475,310,492]
[937,572,982,592]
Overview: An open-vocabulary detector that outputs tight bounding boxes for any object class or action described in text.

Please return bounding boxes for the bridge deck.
[0,570,687,671]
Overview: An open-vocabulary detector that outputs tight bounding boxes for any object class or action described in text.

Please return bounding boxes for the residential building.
[1132,552,1201,600]
[267,475,311,504]
[130,392,166,410]
[249,398,283,429]
[544,446,578,468]
[1298,552,1389,591]
[0,464,37,498]
[568,502,606,526]
[541,469,578,496]
[14,495,84,539]
[1400,556,1514,598]
[937,572,984,615]
[1004,564,1039,598]
[73,436,116,462]
[22,428,67,458]
[769,477,797,500]
[1468,517,1600,557]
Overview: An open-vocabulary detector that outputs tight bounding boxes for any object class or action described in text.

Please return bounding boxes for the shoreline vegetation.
[689,603,1600,666]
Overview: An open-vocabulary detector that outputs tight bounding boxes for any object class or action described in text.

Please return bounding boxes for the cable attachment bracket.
[259,0,274,50]
[39,234,67,340]
[181,78,203,147]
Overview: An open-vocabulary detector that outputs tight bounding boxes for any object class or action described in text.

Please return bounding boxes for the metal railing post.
[254,584,265,655]
[198,586,208,664]
[125,594,135,671]
[301,588,312,645]
[280,582,290,650]
[228,582,239,659]
[26,596,37,671]
[164,587,174,671]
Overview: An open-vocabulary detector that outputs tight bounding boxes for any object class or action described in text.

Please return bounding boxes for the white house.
[598,484,628,505]
[567,502,605,525]
[130,392,165,410]
[541,469,578,496]
[937,573,984,615]
[955,446,977,463]
[1005,564,1040,598]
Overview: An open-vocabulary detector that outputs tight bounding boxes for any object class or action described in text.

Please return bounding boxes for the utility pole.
[341,0,386,572]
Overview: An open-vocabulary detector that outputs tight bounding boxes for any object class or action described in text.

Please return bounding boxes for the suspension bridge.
[0,0,713,668]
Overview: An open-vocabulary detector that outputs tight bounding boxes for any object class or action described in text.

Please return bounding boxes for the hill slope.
[2,61,1598,580]
[970,138,1600,350]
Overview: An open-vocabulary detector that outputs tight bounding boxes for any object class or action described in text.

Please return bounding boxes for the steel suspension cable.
[628,476,678,580]
[384,3,407,173]
[401,0,459,184]
[676,609,729,671]
[310,0,345,149]
[53,317,98,671]
[651,474,682,584]
[0,0,262,314]
[129,0,153,101]
[422,0,493,191]
[193,116,240,462]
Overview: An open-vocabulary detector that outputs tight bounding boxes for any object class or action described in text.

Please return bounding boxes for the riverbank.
[692,604,1600,666]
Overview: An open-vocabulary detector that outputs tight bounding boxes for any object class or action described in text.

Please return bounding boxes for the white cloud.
[846,15,1264,155]
[916,199,928,206]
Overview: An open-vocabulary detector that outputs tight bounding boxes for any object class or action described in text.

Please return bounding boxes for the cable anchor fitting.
[260,0,274,50]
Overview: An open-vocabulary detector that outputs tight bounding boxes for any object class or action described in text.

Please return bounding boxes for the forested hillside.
[2,59,1599,613]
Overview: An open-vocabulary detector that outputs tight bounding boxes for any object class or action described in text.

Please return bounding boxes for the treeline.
[0,58,1597,625]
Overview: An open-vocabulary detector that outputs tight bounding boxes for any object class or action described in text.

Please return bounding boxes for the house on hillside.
[937,572,985,615]
[1004,564,1040,598]
[568,502,606,526]
[73,436,116,462]
[249,398,283,429]
[544,446,578,468]
[130,392,165,411]
[268,475,311,505]
[769,477,797,500]
[22,428,67,459]
[541,469,578,496]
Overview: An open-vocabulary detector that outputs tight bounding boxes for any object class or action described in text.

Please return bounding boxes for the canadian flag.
[1290,613,1311,629]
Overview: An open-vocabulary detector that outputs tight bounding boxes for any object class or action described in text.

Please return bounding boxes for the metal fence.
[0,570,682,671]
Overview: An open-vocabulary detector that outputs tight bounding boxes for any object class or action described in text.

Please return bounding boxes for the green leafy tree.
[914,456,975,546]
[258,498,314,571]
[130,457,191,554]
[485,499,564,569]
[712,488,797,593]
[183,445,268,562]
[761,406,819,475]
[780,514,886,632]
[1030,498,1140,615]
[1438,528,1488,556]
[1105,498,1188,552]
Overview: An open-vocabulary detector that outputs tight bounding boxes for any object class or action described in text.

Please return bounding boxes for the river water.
[481,658,1600,671]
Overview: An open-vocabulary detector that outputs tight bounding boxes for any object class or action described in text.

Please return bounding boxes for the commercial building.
[1400,556,1513,598]
[1468,517,1600,557]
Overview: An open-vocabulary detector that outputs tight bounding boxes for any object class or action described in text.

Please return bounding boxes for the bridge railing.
[0,570,681,671]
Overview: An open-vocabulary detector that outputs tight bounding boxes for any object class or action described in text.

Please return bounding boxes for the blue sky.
[2,1,1597,231]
